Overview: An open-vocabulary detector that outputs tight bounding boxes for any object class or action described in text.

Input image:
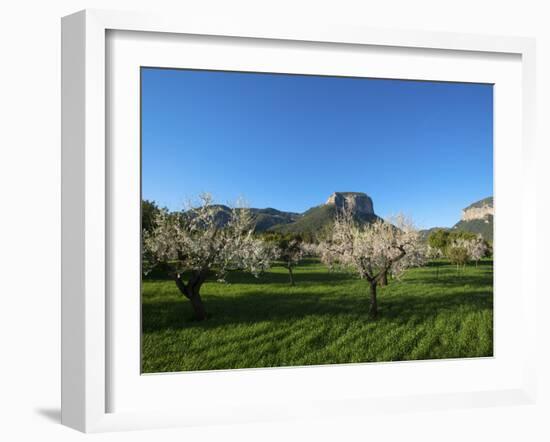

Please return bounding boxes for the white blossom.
[426,245,443,260]
[300,242,320,257]
[465,234,488,262]
[143,193,273,281]
[277,239,304,266]
[318,208,426,282]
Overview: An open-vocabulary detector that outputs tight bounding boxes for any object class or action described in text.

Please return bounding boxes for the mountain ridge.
[188,193,494,241]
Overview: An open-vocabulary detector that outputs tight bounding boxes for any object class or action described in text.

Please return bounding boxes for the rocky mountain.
[420,196,494,242]
[453,196,493,241]
[460,197,493,221]
[192,193,494,241]
[205,192,379,236]
[325,192,374,215]
[420,196,494,241]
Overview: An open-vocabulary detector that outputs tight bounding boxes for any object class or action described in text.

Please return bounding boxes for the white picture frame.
[61,9,537,433]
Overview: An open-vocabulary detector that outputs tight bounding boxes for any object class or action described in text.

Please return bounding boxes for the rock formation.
[461,197,493,222]
[325,192,375,215]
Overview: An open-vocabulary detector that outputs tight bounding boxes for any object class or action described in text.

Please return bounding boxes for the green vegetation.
[427,228,451,251]
[446,245,470,270]
[251,207,300,231]
[142,258,493,373]
[453,216,494,241]
[427,228,491,272]
[260,232,304,285]
[180,203,300,233]
[271,204,336,235]
[428,229,491,255]
[141,199,160,233]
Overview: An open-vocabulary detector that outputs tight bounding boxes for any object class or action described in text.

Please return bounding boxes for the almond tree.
[426,245,444,279]
[275,236,304,285]
[427,229,449,279]
[446,238,470,274]
[465,234,488,267]
[143,194,273,320]
[301,242,320,257]
[318,240,337,272]
[319,209,425,318]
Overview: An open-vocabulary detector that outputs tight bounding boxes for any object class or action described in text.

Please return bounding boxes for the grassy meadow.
[141,258,493,373]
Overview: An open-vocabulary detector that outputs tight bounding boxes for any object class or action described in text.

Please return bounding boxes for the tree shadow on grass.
[145,267,354,286]
[381,290,492,324]
[142,285,493,333]
[424,259,493,268]
[226,269,353,285]
[142,290,362,333]
[406,272,493,288]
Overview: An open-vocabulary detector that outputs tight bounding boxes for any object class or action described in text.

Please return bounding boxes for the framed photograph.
[61,9,537,433]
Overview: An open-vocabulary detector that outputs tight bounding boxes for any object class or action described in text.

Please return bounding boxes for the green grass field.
[142,258,493,373]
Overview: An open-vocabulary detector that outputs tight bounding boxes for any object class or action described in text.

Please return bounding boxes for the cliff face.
[325,192,374,215]
[461,197,493,221]
[451,196,494,241]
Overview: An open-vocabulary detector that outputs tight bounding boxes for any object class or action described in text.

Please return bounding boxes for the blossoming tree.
[426,245,444,279]
[260,233,305,285]
[143,194,273,320]
[465,234,488,266]
[446,234,488,273]
[319,209,425,317]
[446,238,470,273]
[276,235,304,285]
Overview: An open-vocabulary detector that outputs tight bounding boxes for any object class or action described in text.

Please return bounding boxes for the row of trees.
[143,195,478,321]
[427,229,490,274]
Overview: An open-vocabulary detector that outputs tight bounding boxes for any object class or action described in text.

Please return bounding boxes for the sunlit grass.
[141,258,493,373]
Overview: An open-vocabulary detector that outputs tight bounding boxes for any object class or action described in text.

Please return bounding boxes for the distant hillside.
[269,192,379,236]
[204,192,379,236]
[419,226,450,241]
[208,205,299,232]
[270,203,379,235]
[270,204,333,234]
[453,215,493,241]
[251,207,300,231]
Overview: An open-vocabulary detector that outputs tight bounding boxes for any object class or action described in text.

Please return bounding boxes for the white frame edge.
[61,9,537,433]
[62,10,106,432]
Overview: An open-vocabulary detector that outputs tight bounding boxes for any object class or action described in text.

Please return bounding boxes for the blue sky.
[141,68,493,228]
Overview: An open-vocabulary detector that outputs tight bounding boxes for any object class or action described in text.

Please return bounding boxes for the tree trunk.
[173,271,208,321]
[288,266,295,286]
[369,281,378,318]
[188,290,207,321]
[380,270,388,286]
